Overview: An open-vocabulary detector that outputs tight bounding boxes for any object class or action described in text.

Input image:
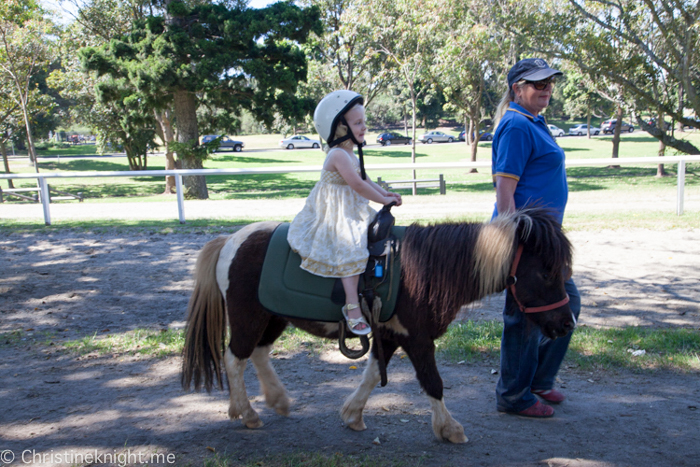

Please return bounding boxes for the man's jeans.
[496,278,581,412]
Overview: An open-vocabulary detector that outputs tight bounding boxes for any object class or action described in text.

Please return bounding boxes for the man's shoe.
[532,388,566,404]
[516,401,554,418]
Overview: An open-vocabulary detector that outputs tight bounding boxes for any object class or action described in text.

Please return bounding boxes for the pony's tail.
[181,236,229,393]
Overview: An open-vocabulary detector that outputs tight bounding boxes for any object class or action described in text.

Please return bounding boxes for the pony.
[181,207,575,444]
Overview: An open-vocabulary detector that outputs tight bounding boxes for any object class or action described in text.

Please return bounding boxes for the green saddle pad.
[258,223,405,323]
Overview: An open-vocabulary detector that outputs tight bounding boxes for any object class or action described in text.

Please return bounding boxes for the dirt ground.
[1,221,700,466]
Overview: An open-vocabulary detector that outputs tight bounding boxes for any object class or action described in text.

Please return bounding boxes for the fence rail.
[1,155,699,225]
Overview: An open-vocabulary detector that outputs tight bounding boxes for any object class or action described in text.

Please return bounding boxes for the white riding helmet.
[313,90,364,146]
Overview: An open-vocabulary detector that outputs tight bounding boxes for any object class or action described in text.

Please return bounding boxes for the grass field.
[2,131,699,230]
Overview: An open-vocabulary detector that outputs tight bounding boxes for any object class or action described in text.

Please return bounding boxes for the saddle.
[257,208,403,324]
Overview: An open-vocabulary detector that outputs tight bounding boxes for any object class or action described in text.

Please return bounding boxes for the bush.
[35,141,71,150]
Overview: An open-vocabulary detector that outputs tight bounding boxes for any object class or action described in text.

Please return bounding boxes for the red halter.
[507,245,570,314]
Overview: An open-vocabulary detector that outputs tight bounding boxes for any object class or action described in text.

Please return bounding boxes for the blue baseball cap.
[507,58,562,89]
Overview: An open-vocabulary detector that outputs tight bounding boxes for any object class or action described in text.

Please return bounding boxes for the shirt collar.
[508,102,546,124]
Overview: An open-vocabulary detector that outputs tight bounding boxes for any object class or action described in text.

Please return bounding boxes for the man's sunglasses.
[525,78,556,90]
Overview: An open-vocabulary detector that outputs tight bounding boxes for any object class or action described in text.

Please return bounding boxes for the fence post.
[39,177,51,225]
[176,174,185,224]
[439,174,445,195]
[676,159,686,216]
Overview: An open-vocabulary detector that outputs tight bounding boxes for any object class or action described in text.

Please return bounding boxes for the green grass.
[62,328,185,358]
[566,326,700,372]
[51,323,700,373]
[436,321,700,373]
[4,131,698,203]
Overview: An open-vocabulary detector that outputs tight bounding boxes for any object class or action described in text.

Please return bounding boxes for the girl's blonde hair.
[492,81,525,131]
[323,103,363,154]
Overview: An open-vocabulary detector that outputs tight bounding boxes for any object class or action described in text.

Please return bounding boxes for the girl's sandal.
[341,303,372,336]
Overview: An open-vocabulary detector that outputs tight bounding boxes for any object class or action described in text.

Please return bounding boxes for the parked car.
[459,130,493,141]
[279,135,321,149]
[601,119,634,134]
[418,131,455,144]
[547,124,565,137]
[201,135,244,152]
[376,132,412,146]
[568,124,600,136]
[682,117,700,130]
[646,118,672,131]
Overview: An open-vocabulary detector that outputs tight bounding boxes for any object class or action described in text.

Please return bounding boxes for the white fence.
[1,155,699,225]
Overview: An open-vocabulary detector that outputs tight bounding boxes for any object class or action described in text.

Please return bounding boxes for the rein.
[506,245,570,313]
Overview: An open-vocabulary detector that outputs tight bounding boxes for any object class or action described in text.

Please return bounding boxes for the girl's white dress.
[287,151,376,278]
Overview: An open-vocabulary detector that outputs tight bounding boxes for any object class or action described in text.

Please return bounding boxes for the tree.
[81,1,321,199]
[360,0,443,192]
[301,0,392,107]
[0,79,22,188]
[560,67,611,137]
[0,0,55,172]
[515,0,700,155]
[431,0,505,171]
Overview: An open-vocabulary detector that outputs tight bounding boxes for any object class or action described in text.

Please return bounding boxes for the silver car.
[279,135,321,149]
[418,131,455,144]
[568,124,600,136]
[547,124,565,137]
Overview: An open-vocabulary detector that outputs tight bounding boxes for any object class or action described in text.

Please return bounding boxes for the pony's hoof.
[242,413,264,429]
[244,417,264,429]
[271,398,290,416]
[436,425,468,444]
[341,410,366,431]
[230,407,264,429]
[345,418,367,431]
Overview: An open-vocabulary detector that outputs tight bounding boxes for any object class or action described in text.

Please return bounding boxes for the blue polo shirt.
[491,103,568,223]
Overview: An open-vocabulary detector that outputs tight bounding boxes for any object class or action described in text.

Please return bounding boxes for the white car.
[279,135,321,149]
[547,124,565,137]
[418,131,455,144]
[568,124,600,136]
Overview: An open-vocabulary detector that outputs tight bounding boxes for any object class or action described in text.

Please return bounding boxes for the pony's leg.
[341,340,398,431]
[224,347,263,428]
[250,345,290,416]
[402,340,468,444]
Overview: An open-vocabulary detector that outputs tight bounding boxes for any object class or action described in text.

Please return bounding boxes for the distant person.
[491,58,581,417]
[288,90,402,335]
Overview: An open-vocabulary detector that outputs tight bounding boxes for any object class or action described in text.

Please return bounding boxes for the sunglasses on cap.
[525,78,556,90]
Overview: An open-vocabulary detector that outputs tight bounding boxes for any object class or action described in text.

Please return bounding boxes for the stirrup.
[341,303,371,336]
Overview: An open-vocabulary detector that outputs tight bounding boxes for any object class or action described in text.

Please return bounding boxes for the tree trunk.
[677,84,685,133]
[410,92,417,196]
[656,109,667,177]
[609,105,622,168]
[173,89,208,199]
[403,108,408,136]
[1,141,15,189]
[468,115,478,173]
[155,109,177,194]
[18,96,39,173]
[586,100,592,138]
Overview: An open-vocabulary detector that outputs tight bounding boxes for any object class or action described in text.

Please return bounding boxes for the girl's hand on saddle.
[387,192,402,206]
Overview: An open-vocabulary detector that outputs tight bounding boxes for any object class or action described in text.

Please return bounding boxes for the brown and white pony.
[181,207,575,444]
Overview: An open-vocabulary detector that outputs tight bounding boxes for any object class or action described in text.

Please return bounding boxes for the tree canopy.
[80,0,321,198]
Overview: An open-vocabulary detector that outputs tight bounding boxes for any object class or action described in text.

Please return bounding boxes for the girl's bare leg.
[340,275,368,332]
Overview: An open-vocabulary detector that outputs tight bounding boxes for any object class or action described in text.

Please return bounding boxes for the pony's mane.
[401,207,572,320]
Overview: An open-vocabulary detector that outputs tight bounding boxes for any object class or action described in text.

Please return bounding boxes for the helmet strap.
[332,116,366,180]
